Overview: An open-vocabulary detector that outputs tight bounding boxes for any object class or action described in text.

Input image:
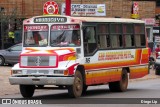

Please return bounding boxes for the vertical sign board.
[43,1,59,15]
[131,2,139,19]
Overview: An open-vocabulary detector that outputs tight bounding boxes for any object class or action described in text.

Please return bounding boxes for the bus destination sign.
[34,17,67,23]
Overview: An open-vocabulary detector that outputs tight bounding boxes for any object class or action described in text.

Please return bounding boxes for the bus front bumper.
[9,76,74,85]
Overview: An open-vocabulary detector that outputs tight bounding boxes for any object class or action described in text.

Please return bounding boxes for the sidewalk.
[129,68,160,82]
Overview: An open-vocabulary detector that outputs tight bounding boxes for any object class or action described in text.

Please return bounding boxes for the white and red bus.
[9,15,149,98]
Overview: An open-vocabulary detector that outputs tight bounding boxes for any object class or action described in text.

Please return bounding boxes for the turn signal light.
[64,69,68,76]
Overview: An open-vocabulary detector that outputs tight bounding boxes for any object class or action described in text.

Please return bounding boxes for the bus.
[9,15,149,98]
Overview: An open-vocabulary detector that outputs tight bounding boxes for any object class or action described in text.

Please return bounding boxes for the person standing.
[155,44,160,58]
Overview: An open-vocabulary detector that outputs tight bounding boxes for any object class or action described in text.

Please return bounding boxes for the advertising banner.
[61,3,106,16]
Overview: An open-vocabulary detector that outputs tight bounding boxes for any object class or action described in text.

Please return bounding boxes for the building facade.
[0,0,156,18]
[0,0,157,49]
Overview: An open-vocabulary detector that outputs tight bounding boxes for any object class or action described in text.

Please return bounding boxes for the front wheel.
[68,70,83,98]
[19,85,35,98]
[109,69,128,92]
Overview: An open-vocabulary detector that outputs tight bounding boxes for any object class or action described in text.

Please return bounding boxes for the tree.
[0,7,21,49]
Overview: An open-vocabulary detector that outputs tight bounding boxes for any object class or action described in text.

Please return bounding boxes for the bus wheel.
[109,69,128,92]
[20,85,35,98]
[68,70,83,98]
[82,85,88,94]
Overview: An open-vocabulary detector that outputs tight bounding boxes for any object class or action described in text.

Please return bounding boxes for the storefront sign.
[43,1,59,15]
[155,36,160,43]
[131,2,139,19]
[142,18,155,25]
[61,3,106,16]
[153,30,159,34]
[34,17,67,23]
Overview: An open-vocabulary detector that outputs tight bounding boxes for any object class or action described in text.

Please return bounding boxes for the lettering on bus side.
[34,17,67,23]
[85,58,90,63]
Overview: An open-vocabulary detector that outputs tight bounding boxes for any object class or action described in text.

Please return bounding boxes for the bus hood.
[20,47,77,68]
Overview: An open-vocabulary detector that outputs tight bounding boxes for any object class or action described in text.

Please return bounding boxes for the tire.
[68,70,83,98]
[37,85,44,88]
[155,69,160,75]
[0,56,5,66]
[82,85,88,94]
[109,69,128,92]
[20,85,35,98]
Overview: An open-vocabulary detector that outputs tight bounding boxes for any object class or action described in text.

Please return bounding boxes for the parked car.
[0,43,22,66]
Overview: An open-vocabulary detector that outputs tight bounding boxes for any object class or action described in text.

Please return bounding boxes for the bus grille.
[21,56,56,67]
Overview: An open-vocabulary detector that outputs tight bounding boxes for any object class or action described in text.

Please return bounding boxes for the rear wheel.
[68,70,83,98]
[0,56,5,66]
[82,85,88,94]
[109,69,128,92]
[20,85,35,98]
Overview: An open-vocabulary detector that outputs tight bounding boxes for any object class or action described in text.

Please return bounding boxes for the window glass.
[23,25,48,47]
[99,34,110,49]
[135,34,146,47]
[50,24,80,47]
[97,24,109,34]
[111,35,123,48]
[134,24,145,34]
[10,45,22,51]
[123,24,133,33]
[125,35,135,47]
[83,26,97,55]
[110,24,121,34]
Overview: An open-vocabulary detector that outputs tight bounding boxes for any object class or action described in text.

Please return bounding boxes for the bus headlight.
[12,70,22,74]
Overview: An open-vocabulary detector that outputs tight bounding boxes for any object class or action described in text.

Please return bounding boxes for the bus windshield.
[50,24,80,47]
[23,25,48,47]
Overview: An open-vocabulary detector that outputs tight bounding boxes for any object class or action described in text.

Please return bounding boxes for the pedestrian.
[155,44,160,58]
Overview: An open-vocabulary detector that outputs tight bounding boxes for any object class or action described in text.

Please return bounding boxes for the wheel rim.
[74,77,82,92]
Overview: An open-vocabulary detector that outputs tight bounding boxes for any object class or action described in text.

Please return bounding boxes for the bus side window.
[110,24,122,48]
[134,24,145,47]
[123,24,135,48]
[97,24,110,49]
[111,35,123,48]
[83,27,97,55]
[125,35,134,47]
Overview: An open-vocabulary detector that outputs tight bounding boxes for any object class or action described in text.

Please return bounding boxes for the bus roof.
[25,15,145,24]
[71,17,145,23]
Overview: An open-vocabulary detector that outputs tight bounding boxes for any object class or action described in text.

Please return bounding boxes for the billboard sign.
[61,3,106,16]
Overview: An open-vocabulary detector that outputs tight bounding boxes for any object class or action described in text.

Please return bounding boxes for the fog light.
[12,70,22,74]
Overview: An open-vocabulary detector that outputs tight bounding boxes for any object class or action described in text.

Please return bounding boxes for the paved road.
[1,65,160,107]
[1,77,160,107]
[0,65,159,97]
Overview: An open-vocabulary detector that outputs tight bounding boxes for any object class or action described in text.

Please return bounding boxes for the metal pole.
[65,0,71,16]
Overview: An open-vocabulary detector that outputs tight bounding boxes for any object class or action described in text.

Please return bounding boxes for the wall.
[0,0,156,18]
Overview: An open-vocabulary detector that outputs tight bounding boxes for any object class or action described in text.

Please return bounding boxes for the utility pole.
[65,0,71,16]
